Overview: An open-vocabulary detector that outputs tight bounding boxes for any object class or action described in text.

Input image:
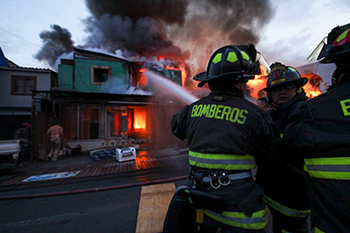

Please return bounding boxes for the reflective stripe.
[336,29,350,43]
[304,157,350,180]
[204,206,270,230]
[263,196,310,218]
[227,52,238,63]
[313,227,325,233]
[228,172,252,180]
[189,151,256,170]
[213,53,222,64]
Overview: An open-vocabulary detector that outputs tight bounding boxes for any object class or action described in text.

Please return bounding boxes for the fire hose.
[0,175,187,200]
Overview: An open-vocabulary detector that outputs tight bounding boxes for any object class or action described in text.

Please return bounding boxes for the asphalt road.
[0,152,189,233]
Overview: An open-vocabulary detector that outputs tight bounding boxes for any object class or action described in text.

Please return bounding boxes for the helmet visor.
[307,37,328,62]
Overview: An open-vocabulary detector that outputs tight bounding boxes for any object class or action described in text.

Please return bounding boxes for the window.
[11,76,36,95]
[91,66,110,84]
[106,106,128,137]
[61,105,78,140]
[79,105,100,139]
[106,105,147,138]
[61,105,100,140]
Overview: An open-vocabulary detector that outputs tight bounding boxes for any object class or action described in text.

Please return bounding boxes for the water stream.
[145,70,199,105]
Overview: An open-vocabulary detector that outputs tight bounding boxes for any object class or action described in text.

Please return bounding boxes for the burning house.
[32,47,191,157]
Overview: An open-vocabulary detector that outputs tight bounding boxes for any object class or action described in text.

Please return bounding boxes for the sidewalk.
[0,147,166,191]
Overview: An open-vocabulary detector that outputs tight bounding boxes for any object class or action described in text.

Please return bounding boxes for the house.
[0,47,57,140]
[32,47,188,156]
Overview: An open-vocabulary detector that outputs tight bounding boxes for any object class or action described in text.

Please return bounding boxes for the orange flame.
[165,64,187,87]
[302,73,323,98]
[247,64,269,99]
[247,68,323,100]
[133,107,146,130]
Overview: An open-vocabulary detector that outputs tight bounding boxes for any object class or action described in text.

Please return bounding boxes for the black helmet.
[318,23,350,64]
[194,44,261,87]
[264,62,308,92]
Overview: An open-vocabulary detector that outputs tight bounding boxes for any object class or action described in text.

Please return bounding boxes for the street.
[0,151,189,233]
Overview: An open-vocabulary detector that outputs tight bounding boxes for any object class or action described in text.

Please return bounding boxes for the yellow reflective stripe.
[212,53,222,64]
[204,206,270,230]
[227,52,238,63]
[189,151,256,170]
[241,51,250,61]
[336,29,350,42]
[313,227,325,233]
[304,157,350,180]
[263,196,310,218]
[280,133,284,138]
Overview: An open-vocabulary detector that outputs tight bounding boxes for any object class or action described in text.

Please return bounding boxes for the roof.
[73,47,143,67]
[0,47,56,73]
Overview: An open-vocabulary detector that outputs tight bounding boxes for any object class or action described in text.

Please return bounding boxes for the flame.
[247,64,269,99]
[139,68,146,73]
[133,107,146,130]
[165,64,187,87]
[302,73,323,98]
[247,68,323,101]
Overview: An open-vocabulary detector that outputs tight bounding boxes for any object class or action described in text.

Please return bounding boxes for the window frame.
[91,66,111,85]
[11,75,37,95]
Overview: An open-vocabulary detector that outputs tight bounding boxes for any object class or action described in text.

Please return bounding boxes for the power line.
[0,27,42,49]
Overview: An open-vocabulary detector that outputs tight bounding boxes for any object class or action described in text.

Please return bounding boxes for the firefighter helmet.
[264,62,308,92]
[318,23,350,63]
[193,44,261,87]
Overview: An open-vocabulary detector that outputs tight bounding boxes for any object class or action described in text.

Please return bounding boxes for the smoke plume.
[34,24,74,67]
[35,0,275,90]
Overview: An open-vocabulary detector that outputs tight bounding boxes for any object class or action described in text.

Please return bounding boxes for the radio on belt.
[116,147,136,162]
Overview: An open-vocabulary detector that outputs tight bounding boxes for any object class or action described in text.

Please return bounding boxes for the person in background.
[283,23,350,232]
[163,44,280,233]
[47,122,64,161]
[256,63,310,233]
[14,122,32,166]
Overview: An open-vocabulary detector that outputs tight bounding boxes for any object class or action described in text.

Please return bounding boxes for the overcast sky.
[0,0,349,72]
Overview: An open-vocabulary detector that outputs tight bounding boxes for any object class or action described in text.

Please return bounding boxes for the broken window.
[91,66,110,84]
[11,76,36,95]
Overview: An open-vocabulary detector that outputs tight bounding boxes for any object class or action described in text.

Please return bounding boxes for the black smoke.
[34,24,74,67]
[35,0,275,89]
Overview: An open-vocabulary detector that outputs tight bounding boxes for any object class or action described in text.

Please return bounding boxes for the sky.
[0,0,349,78]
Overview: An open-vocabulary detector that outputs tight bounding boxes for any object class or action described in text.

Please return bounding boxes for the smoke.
[34,24,74,67]
[35,0,275,92]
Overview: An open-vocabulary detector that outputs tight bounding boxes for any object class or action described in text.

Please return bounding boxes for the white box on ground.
[116,147,136,162]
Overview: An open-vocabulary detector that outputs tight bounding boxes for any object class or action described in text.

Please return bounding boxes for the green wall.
[58,58,128,92]
[58,64,73,89]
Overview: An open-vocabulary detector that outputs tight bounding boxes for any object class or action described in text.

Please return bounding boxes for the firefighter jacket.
[171,88,280,230]
[256,92,310,224]
[282,79,350,232]
[269,92,308,134]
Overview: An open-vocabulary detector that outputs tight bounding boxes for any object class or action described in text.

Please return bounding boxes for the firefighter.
[282,23,350,232]
[256,63,311,233]
[163,44,280,232]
